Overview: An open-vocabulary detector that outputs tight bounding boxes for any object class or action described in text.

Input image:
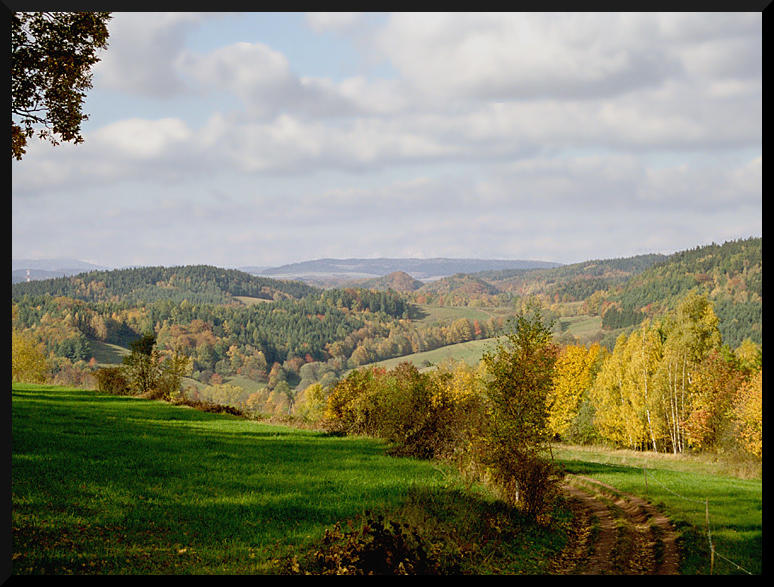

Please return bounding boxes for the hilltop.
[243,257,562,285]
[11,264,319,305]
[352,271,425,292]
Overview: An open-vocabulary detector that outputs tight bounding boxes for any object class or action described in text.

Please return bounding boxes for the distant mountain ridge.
[12,258,109,272]
[12,258,112,284]
[11,265,318,305]
[12,257,562,284]
[245,257,562,281]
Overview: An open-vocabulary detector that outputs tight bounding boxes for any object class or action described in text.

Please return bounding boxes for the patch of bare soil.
[552,474,680,575]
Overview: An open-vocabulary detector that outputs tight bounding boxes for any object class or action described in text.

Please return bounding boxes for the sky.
[11,11,762,269]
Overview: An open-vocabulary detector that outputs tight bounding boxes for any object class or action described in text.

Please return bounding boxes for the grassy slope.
[87,340,130,366]
[11,384,567,575]
[554,445,762,575]
[11,384,448,574]
[410,303,497,325]
[11,385,762,575]
[361,337,502,372]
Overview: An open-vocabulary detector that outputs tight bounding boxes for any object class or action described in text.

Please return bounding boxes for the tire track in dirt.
[558,475,680,575]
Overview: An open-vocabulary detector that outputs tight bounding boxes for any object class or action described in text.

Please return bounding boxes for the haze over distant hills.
[13,257,563,284]
[11,258,112,284]
[241,257,562,284]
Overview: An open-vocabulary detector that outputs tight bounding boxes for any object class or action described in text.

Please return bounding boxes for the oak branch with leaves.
[11,11,111,160]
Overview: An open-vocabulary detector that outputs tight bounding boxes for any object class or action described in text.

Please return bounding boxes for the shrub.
[93,366,130,395]
[324,362,482,461]
[323,367,383,436]
[479,302,560,517]
[283,515,446,575]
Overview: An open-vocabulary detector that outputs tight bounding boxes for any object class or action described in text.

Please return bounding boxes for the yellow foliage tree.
[732,369,762,458]
[294,382,327,422]
[590,333,645,448]
[12,330,49,383]
[546,343,600,439]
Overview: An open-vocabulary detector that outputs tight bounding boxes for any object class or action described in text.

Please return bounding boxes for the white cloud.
[93,118,192,159]
[93,12,212,97]
[305,12,364,33]
[12,12,761,267]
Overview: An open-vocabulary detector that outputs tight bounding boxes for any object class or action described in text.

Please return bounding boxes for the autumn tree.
[12,329,49,383]
[654,292,722,453]
[479,302,562,516]
[682,349,744,452]
[546,343,601,440]
[590,331,651,450]
[11,11,111,160]
[592,293,725,454]
[122,333,162,395]
[732,369,762,459]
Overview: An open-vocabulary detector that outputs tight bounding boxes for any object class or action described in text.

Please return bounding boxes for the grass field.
[360,337,503,372]
[11,383,570,575]
[234,296,273,306]
[554,445,762,575]
[11,384,762,575]
[558,315,603,340]
[87,340,130,366]
[410,303,498,326]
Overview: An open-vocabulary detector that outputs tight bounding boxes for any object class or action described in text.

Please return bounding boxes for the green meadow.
[11,383,570,575]
[11,384,762,575]
[361,337,502,372]
[554,445,762,575]
[410,303,497,326]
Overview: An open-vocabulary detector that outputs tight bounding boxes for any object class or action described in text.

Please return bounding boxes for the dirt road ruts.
[554,474,680,575]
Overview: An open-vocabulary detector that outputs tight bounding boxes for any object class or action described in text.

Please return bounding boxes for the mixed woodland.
[12,237,761,461]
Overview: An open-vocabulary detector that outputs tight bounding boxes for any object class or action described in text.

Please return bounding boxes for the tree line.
[287,292,761,520]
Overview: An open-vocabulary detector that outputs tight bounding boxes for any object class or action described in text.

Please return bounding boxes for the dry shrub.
[282,515,448,575]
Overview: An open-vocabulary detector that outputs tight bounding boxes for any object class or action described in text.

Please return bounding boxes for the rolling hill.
[11,265,319,305]
[244,257,562,283]
[352,271,425,292]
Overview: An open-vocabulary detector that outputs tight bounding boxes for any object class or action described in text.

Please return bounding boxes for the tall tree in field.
[122,333,162,395]
[11,11,111,159]
[480,301,561,516]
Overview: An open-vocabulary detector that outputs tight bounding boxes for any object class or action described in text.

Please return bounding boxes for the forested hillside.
[598,238,761,347]
[472,253,667,299]
[353,271,425,292]
[11,265,318,305]
[11,238,761,417]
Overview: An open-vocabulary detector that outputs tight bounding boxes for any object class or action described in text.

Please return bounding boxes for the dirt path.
[554,474,680,575]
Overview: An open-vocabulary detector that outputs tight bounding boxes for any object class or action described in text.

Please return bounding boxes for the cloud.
[305,12,364,33]
[12,12,761,267]
[92,118,192,159]
[372,13,760,102]
[93,12,212,98]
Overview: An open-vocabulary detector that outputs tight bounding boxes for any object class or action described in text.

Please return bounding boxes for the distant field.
[87,340,129,365]
[410,303,498,326]
[222,375,266,394]
[360,337,503,372]
[559,315,603,340]
[234,296,273,306]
